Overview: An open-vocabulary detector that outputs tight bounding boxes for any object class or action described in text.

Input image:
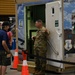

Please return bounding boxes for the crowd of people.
[0,20,49,75]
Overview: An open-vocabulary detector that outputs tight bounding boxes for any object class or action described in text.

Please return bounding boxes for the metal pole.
[61,0,64,57]
[15,1,18,49]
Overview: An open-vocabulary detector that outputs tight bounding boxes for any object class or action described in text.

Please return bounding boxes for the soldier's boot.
[33,70,39,75]
[34,71,45,75]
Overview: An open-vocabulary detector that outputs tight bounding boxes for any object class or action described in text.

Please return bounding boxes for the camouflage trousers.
[34,48,47,74]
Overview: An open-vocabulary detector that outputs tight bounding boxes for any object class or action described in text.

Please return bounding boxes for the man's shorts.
[0,51,11,66]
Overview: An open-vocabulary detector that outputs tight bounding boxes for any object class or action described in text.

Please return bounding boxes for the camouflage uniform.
[34,26,48,75]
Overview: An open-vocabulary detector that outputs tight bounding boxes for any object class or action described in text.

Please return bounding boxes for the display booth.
[15,0,75,72]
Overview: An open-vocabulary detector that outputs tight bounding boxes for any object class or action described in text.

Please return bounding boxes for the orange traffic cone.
[10,49,19,70]
[21,60,30,75]
[22,51,27,60]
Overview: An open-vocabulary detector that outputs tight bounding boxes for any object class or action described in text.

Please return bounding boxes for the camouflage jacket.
[34,27,49,50]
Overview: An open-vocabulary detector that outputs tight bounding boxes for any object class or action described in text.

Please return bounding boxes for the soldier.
[34,20,49,75]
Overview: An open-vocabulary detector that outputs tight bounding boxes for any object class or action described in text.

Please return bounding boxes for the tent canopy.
[15,0,56,4]
[15,0,40,4]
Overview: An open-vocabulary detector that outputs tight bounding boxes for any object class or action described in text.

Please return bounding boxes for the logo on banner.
[19,19,23,28]
[64,40,72,51]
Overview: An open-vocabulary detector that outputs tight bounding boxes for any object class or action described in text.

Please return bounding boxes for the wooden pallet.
[46,64,75,73]
[17,61,35,73]
[17,61,75,74]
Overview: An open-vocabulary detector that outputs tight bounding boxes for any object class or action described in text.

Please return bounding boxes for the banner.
[17,4,25,49]
[64,2,75,61]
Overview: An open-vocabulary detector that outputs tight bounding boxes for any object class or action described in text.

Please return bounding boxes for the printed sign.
[55,20,59,27]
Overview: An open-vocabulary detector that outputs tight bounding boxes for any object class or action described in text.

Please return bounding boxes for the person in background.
[7,28,13,50]
[0,21,11,75]
[0,23,2,29]
[33,20,49,75]
[7,28,14,62]
[11,25,16,38]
